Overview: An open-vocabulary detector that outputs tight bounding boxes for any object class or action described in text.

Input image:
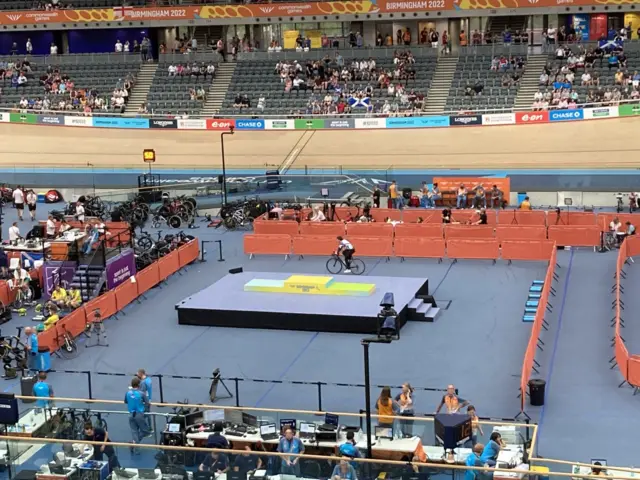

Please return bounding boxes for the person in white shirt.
[26,190,37,221]
[124,41,130,53]
[59,219,71,234]
[46,215,57,239]
[335,236,355,273]
[75,202,85,224]
[115,40,123,53]
[50,42,58,55]
[168,64,176,76]
[8,222,21,242]
[12,187,24,221]
[13,265,30,292]
[26,39,33,55]
[581,72,592,86]
[310,206,326,222]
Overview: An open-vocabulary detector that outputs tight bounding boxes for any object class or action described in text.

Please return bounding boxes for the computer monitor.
[242,412,258,427]
[260,424,277,436]
[166,423,181,433]
[280,418,296,434]
[375,426,393,439]
[299,422,316,434]
[204,409,225,423]
[224,409,243,425]
[185,411,204,427]
[325,413,339,426]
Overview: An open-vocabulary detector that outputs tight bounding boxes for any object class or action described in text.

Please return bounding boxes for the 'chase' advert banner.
[2,105,639,132]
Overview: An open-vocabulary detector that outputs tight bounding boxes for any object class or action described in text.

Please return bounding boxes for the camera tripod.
[85,308,108,348]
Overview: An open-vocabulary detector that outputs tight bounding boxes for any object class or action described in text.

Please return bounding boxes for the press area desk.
[187,427,526,470]
[35,444,97,480]
[1,230,86,258]
[112,471,300,480]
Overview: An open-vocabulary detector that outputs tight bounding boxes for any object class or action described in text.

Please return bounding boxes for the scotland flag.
[348,96,371,108]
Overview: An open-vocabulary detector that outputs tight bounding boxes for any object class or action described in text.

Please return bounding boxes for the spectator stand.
[448,52,526,113]
[148,59,217,116]
[220,50,437,117]
[0,54,141,114]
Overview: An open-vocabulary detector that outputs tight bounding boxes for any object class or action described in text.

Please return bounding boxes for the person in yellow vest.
[50,284,67,309]
[435,384,469,414]
[65,287,83,309]
[519,196,532,210]
[43,304,60,331]
[375,386,399,428]
[459,30,468,47]
[389,180,402,210]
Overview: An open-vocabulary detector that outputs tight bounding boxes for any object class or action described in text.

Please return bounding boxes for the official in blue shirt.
[465,444,486,480]
[277,428,304,476]
[33,371,53,408]
[338,431,361,469]
[332,459,358,480]
[480,432,503,467]
[124,377,151,449]
[137,368,153,430]
[25,327,38,371]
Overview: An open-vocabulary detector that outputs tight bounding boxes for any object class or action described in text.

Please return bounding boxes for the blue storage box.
[532,280,544,285]
[529,285,543,293]
[522,315,535,322]
[526,300,539,308]
[528,293,541,299]
[524,307,537,313]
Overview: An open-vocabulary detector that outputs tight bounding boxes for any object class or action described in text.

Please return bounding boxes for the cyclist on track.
[336,236,355,274]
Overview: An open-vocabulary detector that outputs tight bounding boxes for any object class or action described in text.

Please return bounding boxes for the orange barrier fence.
[244,234,291,257]
[253,220,299,236]
[394,224,444,238]
[496,226,548,241]
[299,222,345,236]
[394,238,447,259]
[545,211,598,226]
[611,236,640,391]
[519,245,557,413]
[497,210,547,226]
[352,237,394,258]
[547,225,601,247]
[501,241,556,262]
[292,236,335,256]
[446,239,500,261]
[346,223,394,238]
[36,240,200,354]
[444,225,494,239]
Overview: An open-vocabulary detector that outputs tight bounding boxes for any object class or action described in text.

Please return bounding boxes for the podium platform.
[176,272,430,334]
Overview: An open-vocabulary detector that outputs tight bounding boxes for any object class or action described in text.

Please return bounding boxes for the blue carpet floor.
[1,206,639,470]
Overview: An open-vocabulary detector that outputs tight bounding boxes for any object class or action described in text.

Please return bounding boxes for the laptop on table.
[260,423,279,441]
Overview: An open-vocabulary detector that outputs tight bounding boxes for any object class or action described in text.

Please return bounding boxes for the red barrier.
[616,336,629,380]
[446,239,500,260]
[299,222,346,236]
[501,241,555,261]
[401,210,442,224]
[351,237,393,257]
[61,309,88,338]
[394,224,444,238]
[243,234,292,256]
[291,236,336,256]
[496,226,547,241]
[546,211,597,226]
[83,290,117,322]
[177,240,200,267]
[394,238,446,259]
[626,235,640,257]
[136,263,160,296]
[0,281,10,307]
[346,223,394,238]
[114,278,138,311]
[369,208,401,223]
[253,221,299,236]
[547,225,601,247]
[37,326,59,353]
[498,210,547,226]
[158,250,181,281]
[597,213,640,233]
[626,356,640,387]
[444,225,495,239]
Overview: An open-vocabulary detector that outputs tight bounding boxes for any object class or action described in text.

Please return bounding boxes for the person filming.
[336,236,355,274]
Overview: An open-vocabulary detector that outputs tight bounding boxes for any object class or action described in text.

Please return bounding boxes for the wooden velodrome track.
[1,117,638,170]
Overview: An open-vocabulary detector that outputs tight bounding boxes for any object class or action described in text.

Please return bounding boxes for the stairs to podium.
[407,297,441,322]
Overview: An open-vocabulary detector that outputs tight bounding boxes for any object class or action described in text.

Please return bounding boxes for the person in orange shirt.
[459,30,468,47]
[389,180,402,210]
[466,405,483,447]
[375,386,398,428]
[435,384,469,414]
[519,196,532,210]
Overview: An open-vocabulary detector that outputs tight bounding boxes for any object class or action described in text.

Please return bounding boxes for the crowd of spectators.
[272,50,423,116]
[0,60,135,114]
[167,62,216,79]
[533,43,640,110]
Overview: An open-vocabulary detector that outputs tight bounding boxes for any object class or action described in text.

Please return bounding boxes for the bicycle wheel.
[59,338,79,360]
[326,256,343,275]
[13,293,23,309]
[169,215,182,229]
[137,236,153,251]
[350,258,366,275]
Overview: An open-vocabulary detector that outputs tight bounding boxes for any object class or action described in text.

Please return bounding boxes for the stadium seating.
[0,54,141,113]
[219,52,437,117]
[146,60,217,116]
[446,54,524,112]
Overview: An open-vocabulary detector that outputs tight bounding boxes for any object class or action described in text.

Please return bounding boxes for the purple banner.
[106,248,136,289]
[43,261,77,300]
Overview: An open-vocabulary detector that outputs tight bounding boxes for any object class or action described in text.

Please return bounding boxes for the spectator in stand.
[519,196,532,210]
[456,184,467,209]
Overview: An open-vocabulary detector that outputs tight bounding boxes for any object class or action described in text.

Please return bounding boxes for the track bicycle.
[54,325,79,360]
[326,253,366,275]
[80,409,108,431]
[12,283,34,309]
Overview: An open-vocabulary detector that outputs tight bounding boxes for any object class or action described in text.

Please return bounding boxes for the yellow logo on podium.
[244,275,375,297]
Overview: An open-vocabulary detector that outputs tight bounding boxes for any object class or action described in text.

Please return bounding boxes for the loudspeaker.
[229,267,243,274]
